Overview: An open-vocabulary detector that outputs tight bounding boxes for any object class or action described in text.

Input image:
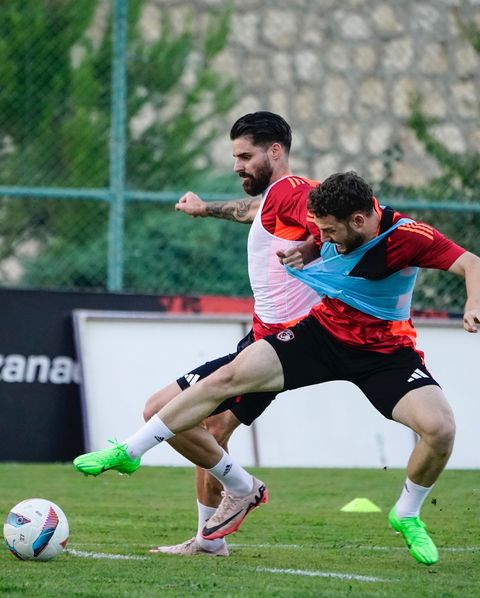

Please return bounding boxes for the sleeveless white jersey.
[247,178,321,324]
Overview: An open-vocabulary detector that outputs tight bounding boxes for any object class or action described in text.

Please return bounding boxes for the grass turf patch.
[1,464,479,596]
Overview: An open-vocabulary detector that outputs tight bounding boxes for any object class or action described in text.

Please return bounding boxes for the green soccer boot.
[73,440,140,476]
[388,506,439,565]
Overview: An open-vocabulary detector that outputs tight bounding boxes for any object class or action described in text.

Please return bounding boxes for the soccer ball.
[3,498,69,561]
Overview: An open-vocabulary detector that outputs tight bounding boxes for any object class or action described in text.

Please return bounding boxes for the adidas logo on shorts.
[407,368,430,383]
[184,373,200,386]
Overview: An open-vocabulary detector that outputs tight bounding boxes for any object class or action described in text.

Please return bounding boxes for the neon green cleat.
[388,507,439,565]
[73,440,140,477]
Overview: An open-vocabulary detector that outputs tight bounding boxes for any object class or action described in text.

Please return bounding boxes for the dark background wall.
[0,288,252,462]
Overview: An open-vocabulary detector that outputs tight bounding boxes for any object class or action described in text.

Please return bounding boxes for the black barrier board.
[0,288,181,462]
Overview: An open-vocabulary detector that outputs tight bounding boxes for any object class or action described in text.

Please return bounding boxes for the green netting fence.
[0,0,479,315]
[2,193,478,314]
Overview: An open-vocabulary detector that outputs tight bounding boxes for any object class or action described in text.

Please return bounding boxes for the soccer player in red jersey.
[74,112,322,556]
[77,171,480,565]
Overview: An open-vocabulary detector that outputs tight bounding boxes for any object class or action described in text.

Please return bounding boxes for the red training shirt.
[310,209,465,355]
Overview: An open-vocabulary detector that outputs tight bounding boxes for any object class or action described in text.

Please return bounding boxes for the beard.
[240,162,273,196]
[337,229,364,254]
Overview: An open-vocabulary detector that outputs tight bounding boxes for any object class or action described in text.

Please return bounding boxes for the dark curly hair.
[308,172,374,220]
[230,111,292,153]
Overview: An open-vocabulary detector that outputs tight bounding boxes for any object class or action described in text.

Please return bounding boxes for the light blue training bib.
[286,218,418,321]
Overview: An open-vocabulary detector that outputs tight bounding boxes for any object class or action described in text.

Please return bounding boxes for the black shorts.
[177,331,276,426]
[264,315,440,419]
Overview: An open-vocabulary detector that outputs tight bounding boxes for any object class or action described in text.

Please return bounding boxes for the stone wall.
[148,0,480,187]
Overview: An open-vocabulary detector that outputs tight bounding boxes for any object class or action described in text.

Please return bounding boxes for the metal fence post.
[108,0,128,291]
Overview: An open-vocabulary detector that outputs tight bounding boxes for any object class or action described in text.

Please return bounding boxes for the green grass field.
[1,464,479,597]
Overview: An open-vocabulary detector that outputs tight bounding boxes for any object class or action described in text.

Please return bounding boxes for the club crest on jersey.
[276,329,294,342]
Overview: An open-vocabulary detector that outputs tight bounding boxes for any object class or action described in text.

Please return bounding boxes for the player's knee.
[143,388,177,422]
[143,394,165,421]
[437,414,456,450]
[143,402,155,422]
[424,410,456,454]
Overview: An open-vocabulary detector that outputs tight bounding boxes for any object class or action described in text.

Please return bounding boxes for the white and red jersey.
[247,175,321,339]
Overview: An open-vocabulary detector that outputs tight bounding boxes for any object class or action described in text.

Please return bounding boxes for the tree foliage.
[0,0,244,293]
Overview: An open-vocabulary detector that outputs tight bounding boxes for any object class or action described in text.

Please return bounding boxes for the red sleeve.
[386,219,466,271]
[261,176,317,241]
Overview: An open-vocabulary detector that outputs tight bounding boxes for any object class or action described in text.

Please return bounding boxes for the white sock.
[123,416,174,459]
[395,477,433,518]
[195,501,226,551]
[207,449,253,497]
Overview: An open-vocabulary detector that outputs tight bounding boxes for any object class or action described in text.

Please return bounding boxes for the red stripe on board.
[156,295,254,315]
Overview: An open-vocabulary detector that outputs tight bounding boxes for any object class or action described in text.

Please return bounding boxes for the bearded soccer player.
[74,112,321,556]
[76,171,480,566]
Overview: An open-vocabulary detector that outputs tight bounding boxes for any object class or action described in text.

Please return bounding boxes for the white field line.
[71,542,162,548]
[67,547,392,583]
[67,548,147,561]
[233,543,479,553]
[68,542,300,550]
[228,542,303,548]
[69,542,479,553]
[256,567,392,583]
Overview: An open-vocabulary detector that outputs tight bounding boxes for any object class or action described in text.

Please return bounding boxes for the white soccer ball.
[3,498,69,561]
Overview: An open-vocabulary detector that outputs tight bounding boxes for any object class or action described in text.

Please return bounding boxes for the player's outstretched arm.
[175,191,260,223]
[448,251,480,332]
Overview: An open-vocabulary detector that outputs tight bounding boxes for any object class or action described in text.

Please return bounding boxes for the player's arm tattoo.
[205,198,260,223]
